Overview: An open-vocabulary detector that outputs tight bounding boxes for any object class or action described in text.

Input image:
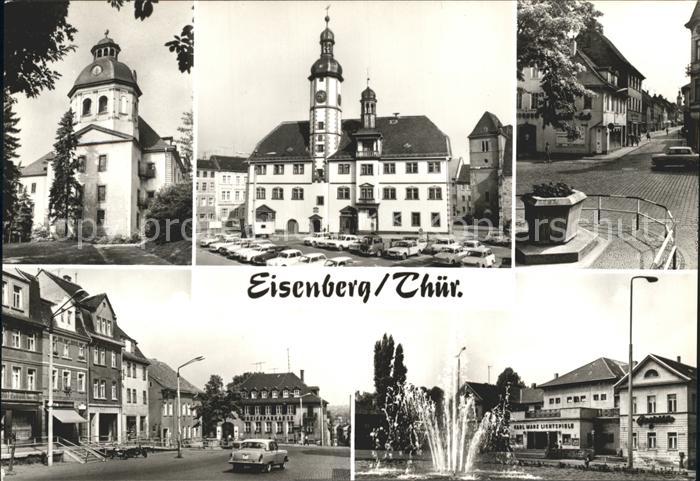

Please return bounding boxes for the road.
[196,239,510,268]
[517,130,698,268]
[9,446,350,481]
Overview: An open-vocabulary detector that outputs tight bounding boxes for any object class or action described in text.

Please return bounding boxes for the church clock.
[315,90,327,103]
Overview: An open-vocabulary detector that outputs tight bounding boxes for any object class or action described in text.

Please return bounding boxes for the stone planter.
[523,190,587,245]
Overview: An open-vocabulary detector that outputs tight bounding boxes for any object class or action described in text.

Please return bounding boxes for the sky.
[592,0,694,100]
[12,1,192,164]
[196,0,515,171]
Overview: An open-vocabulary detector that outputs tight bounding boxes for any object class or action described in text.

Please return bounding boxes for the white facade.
[121,338,149,442]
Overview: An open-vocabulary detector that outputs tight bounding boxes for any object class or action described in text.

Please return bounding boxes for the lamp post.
[47,288,87,467]
[627,275,658,469]
[176,356,204,459]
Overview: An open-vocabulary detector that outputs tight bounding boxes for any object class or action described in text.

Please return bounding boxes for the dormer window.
[283,389,289,398]
[250,390,257,399]
[272,390,278,399]
[261,390,268,399]
[294,389,300,397]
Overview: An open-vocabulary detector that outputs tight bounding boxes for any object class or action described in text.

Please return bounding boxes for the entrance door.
[287,219,299,234]
[312,219,321,233]
[517,123,537,158]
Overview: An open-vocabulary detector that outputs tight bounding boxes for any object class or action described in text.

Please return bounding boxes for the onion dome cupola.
[68,31,142,98]
[309,15,344,81]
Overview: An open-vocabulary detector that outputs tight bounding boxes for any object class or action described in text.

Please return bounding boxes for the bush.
[525,182,575,199]
[144,181,192,243]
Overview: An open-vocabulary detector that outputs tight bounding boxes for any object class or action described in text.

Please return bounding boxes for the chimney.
[63,275,72,282]
[554,373,559,379]
[393,112,400,119]
[677,356,681,363]
[300,369,304,383]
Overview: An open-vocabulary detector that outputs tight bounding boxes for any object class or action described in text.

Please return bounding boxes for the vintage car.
[349,235,386,257]
[237,243,277,263]
[325,234,360,250]
[424,236,458,255]
[460,247,497,268]
[386,240,424,260]
[432,245,471,266]
[324,256,356,267]
[199,234,223,247]
[231,240,274,260]
[210,238,244,254]
[266,249,303,266]
[316,234,340,249]
[229,439,288,473]
[297,253,327,266]
[651,146,698,170]
[460,239,483,250]
[250,246,289,266]
[303,232,331,247]
[223,240,260,258]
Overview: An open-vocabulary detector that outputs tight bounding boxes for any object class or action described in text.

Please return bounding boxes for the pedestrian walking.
[647,132,651,141]
[544,142,551,164]
[666,126,669,136]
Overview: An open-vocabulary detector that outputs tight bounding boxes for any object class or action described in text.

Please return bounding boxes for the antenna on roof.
[287,348,290,373]
[252,361,265,372]
[488,365,492,384]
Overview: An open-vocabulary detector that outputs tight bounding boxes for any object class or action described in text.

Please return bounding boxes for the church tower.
[68,32,142,139]
[308,14,343,179]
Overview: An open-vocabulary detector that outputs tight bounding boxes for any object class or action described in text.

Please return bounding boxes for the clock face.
[315,90,327,103]
[91,65,103,76]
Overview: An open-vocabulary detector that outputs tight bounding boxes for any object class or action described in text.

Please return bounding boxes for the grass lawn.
[2,240,105,264]
[144,239,192,265]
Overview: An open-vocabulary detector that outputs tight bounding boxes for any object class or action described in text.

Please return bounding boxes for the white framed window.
[100,380,106,399]
[12,366,21,389]
[63,370,71,389]
[77,372,86,392]
[668,432,678,450]
[647,432,657,449]
[427,161,441,173]
[27,369,36,390]
[406,162,418,174]
[63,342,70,358]
[53,369,59,390]
[94,380,100,398]
[1,281,8,306]
[11,331,20,348]
[111,352,117,368]
[12,285,22,309]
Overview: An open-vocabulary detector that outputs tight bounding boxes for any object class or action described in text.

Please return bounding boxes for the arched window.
[109,48,115,56]
[643,369,659,378]
[82,98,92,116]
[120,96,128,114]
[98,96,108,114]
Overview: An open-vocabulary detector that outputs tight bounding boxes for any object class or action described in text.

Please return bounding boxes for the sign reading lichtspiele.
[248,272,463,304]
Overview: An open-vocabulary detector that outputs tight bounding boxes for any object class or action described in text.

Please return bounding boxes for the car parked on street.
[225,240,265,258]
[229,439,288,473]
[316,233,340,249]
[237,243,278,263]
[250,246,289,266]
[432,245,471,266]
[386,240,425,260]
[651,146,698,170]
[350,235,386,257]
[199,234,223,247]
[325,234,360,250]
[303,232,331,247]
[460,247,497,267]
[424,236,458,255]
[211,237,245,254]
[324,256,357,266]
[297,253,327,266]
[267,249,303,266]
[461,239,483,250]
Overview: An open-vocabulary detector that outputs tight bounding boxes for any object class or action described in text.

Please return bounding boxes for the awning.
[53,409,87,424]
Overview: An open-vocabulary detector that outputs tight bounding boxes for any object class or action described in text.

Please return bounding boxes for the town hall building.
[246,15,452,235]
[20,33,186,238]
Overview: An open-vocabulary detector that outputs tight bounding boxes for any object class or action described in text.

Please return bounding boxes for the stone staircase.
[55,437,105,464]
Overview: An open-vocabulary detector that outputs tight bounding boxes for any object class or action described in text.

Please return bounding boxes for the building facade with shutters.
[246,15,451,236]
[616,354,696,469]
[231,370,329,445]
[19,33,186,238]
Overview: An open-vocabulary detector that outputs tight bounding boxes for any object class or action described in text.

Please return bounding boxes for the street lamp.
[627,275,658,469]
[176,355,204,459]
[47,288,87,467]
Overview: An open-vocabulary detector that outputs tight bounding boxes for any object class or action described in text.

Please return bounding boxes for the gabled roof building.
[245,14,452,236]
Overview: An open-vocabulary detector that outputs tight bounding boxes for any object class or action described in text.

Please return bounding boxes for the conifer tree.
[49,109,82,234]
[3,89,23,234]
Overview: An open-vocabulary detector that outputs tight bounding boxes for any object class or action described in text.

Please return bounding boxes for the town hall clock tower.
[308,14,343,180]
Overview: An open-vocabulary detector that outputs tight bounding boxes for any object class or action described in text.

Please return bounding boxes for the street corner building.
[229,370,330,446]
[147,359,202,446]
[1,268,128,448]
[19,33,187,238]
[246,15,453,237]
[195,156,248,235]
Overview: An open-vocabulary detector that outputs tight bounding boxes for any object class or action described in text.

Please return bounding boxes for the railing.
[356,150,380,158]
[525,409,560,419]
[55,436,105,463]
[138,162,156,179]
[516,193,678,269]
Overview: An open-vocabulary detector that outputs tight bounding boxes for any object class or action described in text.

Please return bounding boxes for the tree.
[3,1,77,98]
[227,372,254,392]
[194,375,240,437]
[144,180,192,243]
[496,367,526,402]
[517,0,602,130]
[373,334,395,407]
[10,190,35,243]
[392,343,407,387]
[3,89,23,236]
[175,110,193,173]
[48,109,82,234]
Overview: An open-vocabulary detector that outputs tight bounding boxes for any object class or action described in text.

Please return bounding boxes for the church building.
[20,33,186,238]
[246,15,452,235]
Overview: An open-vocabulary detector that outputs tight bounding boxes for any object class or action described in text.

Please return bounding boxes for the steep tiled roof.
[148,358,202,394]
[539,357,627,388]
[463,381,501,409]
[138,117,174,151]
[211,155,247,173]
[235,372,308,391]
[20,152,54,177]
[197,158,218,170]
[468,111,504,139]
[577,29,644,80]
[250,116,450,162]
[40,270,90,300]
[686,0,700,28]
[616,354,696,387]
[114,324,150,364]
[455,164,470,184]
[79,293,107,310]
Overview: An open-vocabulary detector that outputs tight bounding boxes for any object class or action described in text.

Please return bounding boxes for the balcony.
[597,408,620,418]
[525,408,560,419]
[356,150,380,159]
[137,197,152,210]
[138,162,156,179]
[2,388,41,403]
